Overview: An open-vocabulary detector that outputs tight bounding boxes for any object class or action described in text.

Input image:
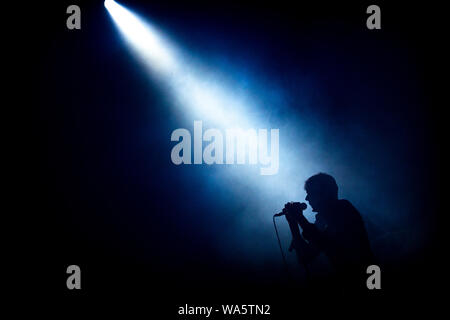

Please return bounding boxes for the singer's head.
[304,173,338,213]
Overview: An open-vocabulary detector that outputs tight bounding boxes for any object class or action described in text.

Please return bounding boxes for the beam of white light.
[105,0,325,266]
[105,0,321,212]
[105,0,178,74]
[105,0,255,128]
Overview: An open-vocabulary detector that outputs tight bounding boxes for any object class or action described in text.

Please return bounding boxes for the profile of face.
[305,187,333,213]
[304,173,338,213]
[305,188,320,212]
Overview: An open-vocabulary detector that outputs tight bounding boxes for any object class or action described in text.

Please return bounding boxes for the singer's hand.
[283,202,298,223]
[284,202,307,223]
[282,208,294,223]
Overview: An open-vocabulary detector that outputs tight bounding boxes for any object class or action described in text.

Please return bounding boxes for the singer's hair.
[304,173,338,199]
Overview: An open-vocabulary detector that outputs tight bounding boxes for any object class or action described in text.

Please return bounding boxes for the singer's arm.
[294,213,325,248]
[286,214,320,264]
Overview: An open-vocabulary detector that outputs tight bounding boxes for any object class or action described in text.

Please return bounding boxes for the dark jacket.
[294,199,375,288]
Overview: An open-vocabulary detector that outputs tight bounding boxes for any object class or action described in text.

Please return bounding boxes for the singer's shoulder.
[337,199,363,221]
[338,199,353,208]
[337,199,360,214]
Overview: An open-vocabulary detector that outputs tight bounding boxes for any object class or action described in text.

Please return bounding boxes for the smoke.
[106,0,431,277]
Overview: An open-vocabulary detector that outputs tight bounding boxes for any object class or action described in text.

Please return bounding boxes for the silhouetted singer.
[282,173,375,292]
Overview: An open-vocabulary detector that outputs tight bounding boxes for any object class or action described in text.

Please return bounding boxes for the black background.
[31,0,444,315]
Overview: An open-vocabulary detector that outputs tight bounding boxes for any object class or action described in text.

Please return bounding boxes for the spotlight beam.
[104,0,319,223]
[105,0,177,74]
[105,0,256,128]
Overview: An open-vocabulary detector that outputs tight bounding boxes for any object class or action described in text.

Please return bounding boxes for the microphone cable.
[273,215,294,280]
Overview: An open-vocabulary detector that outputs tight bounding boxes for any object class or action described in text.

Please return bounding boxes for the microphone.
[274,202,307,217]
